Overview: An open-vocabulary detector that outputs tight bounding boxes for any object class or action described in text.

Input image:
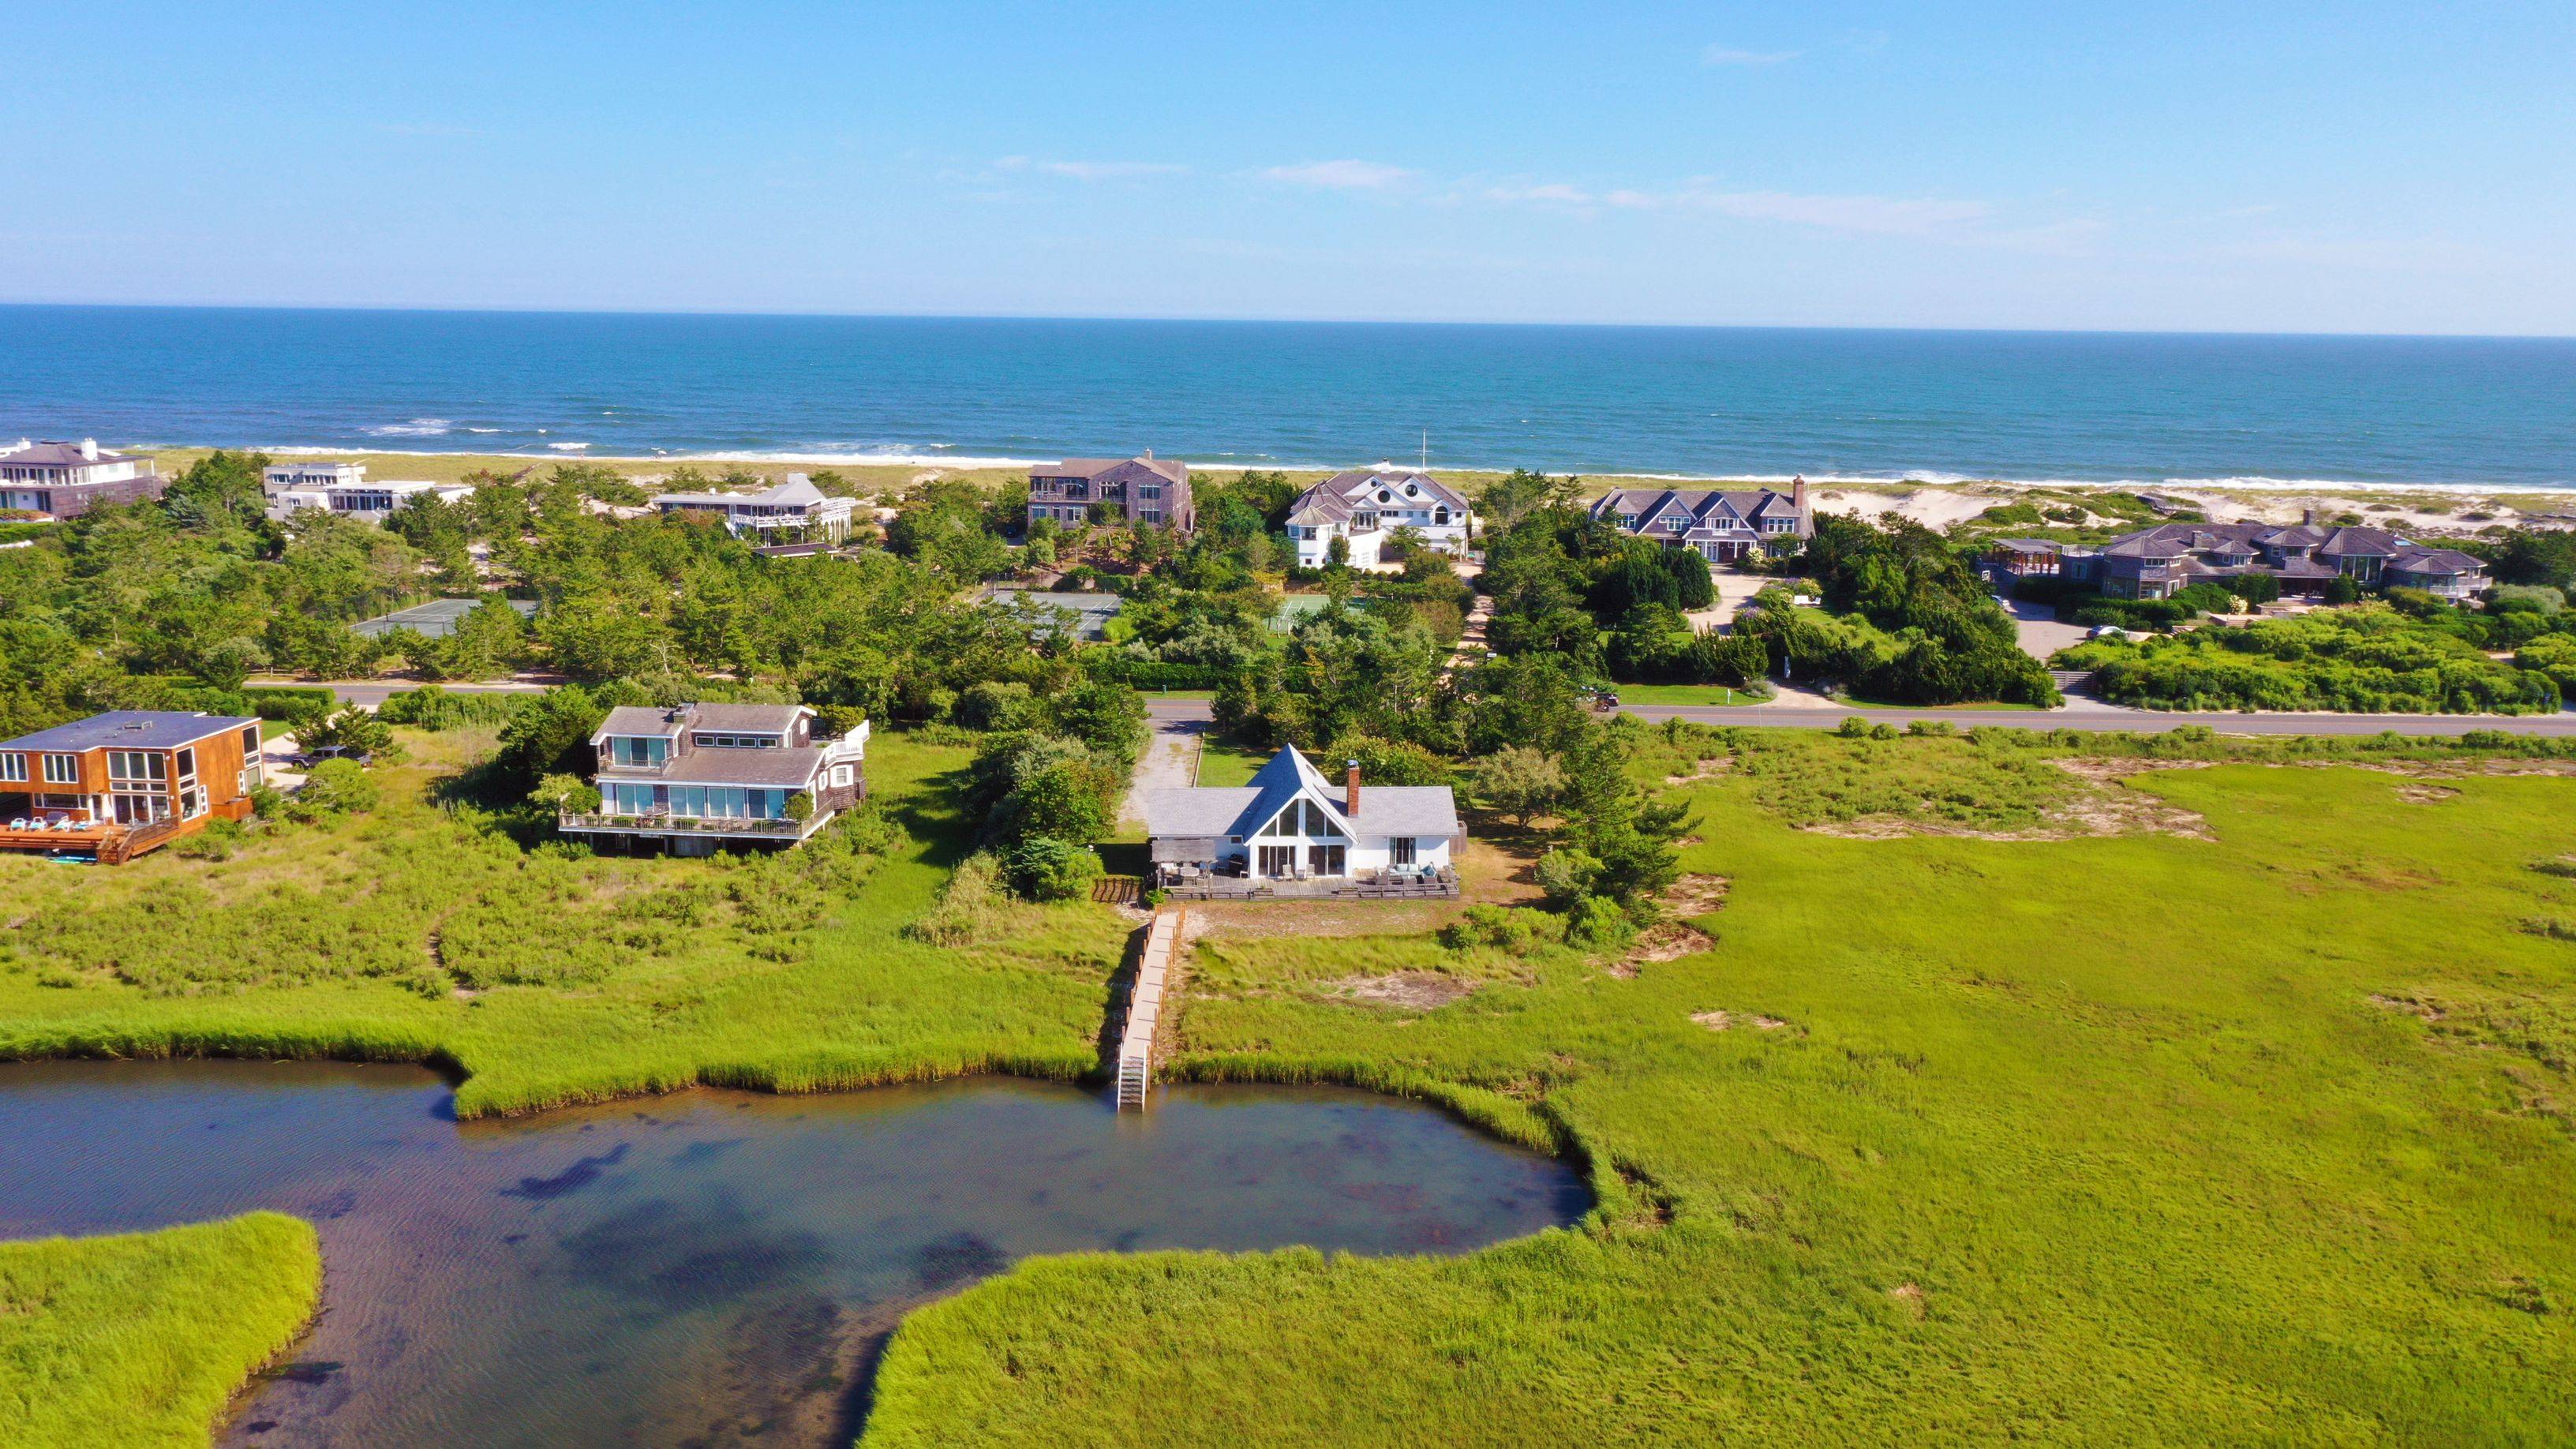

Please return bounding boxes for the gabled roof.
[1593,486,1803,534]
[2100,520,2424,563]
[1038,455,1189,483]
[0,440,148,469]
[1286,468,1471,528]
[2314,526,2405,558]
[1137,744,1461,841]
[592,702,811,740]
[1,710,256,753]
[650,473,842,509]
[2389,547,2485,575]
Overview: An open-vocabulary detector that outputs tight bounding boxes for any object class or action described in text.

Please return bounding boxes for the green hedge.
[1077,654,1230,691]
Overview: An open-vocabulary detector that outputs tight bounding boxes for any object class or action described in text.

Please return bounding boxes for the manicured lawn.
[1608,683,1769,706]
[6,724,2576,1443]
[1829,691,2049,711]
[0,1213,320,1448]
[1193,739,1275,787]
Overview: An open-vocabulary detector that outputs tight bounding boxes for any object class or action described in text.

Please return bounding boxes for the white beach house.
[1286,467,1475,568]
[650,473,856,541]
[263,461,475,522]
[1139,744,1461,897]
[0,439,167,518]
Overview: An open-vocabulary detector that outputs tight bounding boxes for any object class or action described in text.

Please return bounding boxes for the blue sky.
[4,2,2570,333]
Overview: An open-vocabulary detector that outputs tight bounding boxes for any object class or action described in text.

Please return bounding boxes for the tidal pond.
[0,1061,1587,1447]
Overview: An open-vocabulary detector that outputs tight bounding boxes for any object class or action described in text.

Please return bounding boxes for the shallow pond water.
[0,1061,1587,1447]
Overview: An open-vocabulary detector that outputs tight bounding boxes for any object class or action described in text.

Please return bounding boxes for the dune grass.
[869,736,2576,1444]
[0,1213,320,1448]
[0,731,1129,1117]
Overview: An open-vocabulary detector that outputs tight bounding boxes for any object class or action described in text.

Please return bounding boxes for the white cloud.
[1037,160,1189,181]
[1483,183,1595,208]
[1702,45,1800,66]
[1260,159,1416,191]
[1683,189,1990,235]
[1477,178,2101,253]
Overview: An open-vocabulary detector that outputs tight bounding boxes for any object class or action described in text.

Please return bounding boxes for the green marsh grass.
[870,732,2576,1444]
[0,1213,320,1448]
[6,721,2576,1441]
[0,730,1131,1117]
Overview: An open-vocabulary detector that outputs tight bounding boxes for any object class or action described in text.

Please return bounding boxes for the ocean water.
[2,305,2570,488]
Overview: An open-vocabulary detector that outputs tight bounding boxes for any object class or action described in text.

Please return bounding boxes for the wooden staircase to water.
[1113,907,1185,1110]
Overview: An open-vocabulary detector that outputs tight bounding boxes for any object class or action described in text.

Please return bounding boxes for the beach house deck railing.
[556,810,811,838]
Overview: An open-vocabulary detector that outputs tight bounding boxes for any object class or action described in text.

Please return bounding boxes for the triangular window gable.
[1253,791,1347,840]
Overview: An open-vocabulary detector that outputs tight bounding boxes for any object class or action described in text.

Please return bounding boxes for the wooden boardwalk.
[1114,907,1185,1110]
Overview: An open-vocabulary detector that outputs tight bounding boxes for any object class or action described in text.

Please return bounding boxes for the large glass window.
[1257,797,1343,840]
[41,753,79,785]
[608,736,669,767]
[1391,837,1417,866]
[0,752,25,783]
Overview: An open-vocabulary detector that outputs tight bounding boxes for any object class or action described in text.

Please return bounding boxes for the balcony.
[556,810,819,840]
[1,811,197,863]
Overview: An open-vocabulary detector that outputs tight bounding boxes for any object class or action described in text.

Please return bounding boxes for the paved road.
[1623,703,2576,736]
[1145,694,2576,738]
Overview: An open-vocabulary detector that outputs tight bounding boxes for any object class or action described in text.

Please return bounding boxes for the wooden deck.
[1155,871,1460,902]
[0,813,200,863]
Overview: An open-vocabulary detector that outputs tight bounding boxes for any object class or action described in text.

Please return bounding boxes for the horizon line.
[2,298,2571,345]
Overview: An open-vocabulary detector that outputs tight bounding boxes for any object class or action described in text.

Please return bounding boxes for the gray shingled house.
[1026,453,1193,532]
[1991,521,2491,601]
[1588,479,1811,563]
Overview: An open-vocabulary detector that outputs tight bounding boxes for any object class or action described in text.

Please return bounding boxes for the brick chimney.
[1790,474,1806,511]
[1345,759,1361,817]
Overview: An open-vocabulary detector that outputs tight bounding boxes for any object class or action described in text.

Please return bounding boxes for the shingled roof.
[1138,744,1460,841]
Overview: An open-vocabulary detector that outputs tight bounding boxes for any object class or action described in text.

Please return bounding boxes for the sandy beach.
[138,445,2576,540]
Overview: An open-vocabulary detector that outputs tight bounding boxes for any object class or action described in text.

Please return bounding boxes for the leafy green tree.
[1003,836,1104,901]
[2323,574,2364,605]
[303,706,398,759]
[528,772,601,814]
[1479,744,1567,826]
[291,758,379,818]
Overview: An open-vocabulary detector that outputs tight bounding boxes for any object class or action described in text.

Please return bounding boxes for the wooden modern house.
[0,711,263,863]
[556,702,869,855]
[1139,744,1462,898]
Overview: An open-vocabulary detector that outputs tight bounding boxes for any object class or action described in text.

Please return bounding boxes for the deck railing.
[557,811,808,837]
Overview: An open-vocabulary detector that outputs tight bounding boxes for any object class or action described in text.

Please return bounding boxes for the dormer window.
[607,736,670,767]
[694,732,780,749]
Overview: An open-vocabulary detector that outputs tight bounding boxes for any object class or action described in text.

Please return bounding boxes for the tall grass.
[0,729,1132,1118]
[0,1213,320,1448]
[868,737,2576,1444]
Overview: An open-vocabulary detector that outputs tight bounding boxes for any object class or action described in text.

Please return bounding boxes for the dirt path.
[1118,712,1207,828]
